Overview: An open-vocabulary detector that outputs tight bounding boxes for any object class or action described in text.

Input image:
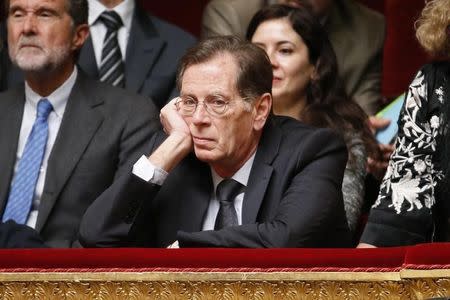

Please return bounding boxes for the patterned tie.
[98,10,125,87]
[2,99,53,224]
[214,179,243,230]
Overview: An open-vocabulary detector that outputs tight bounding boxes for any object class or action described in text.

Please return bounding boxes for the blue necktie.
[2,99,53,224]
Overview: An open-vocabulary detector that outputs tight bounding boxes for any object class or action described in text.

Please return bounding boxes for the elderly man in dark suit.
[80,36,351,248]
[0,0,159,247]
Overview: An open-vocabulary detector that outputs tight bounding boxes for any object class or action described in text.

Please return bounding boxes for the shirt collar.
[24,67,78,118]
[211,152,256,192]
[88,0,135,31]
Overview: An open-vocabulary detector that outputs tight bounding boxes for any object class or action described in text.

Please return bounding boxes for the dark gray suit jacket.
[78,6,196,109]
[0,7,196,109]
[80,116,352,248]
[0,72,160,247]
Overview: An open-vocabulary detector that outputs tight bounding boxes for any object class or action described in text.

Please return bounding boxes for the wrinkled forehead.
[181,53,240,94]
[7,0,69,13]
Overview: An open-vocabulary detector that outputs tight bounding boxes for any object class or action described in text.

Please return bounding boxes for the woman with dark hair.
[359,0,450,247]
[247,4,380,236]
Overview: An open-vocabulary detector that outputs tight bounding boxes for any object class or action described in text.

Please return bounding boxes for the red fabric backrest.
[136,0,209,37]
[0,248,407,270]
[404,243,450,267]
[382,0,430,99]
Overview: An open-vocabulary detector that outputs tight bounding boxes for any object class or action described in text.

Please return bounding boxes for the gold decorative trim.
[0,271,402,282]
[401,269,450,278]
[0,270,448,298]
[0,279,448,299]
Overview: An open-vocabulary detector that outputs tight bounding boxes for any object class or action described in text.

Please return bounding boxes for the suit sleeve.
[178,129,350,248]
[114,97,161,180]
[351,18,385,115]
[78,98,162,247]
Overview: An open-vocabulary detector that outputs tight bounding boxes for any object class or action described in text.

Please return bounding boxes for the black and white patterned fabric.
[361,62,450,246]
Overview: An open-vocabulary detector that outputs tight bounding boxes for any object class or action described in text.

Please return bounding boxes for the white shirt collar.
[211,152,256,192]
[88,0,135,31]
[24,67,78,118]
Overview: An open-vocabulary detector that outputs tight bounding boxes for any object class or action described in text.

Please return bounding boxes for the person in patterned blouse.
[359,0,450,247]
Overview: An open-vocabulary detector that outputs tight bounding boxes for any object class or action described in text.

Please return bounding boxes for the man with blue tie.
[0,0,159,247]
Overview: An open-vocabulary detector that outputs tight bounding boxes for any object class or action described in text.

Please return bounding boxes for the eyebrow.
[253,41,295,47]
[276,41,296,46]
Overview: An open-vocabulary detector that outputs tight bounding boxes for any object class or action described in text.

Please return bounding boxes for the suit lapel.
[0,88,25,214]
[125,8,165,94]
[178,156,212,232]
[35,74,104,231]
[77,36,99,78]
[242,118,281,224]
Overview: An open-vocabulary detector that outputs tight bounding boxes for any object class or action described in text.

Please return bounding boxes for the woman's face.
[251,18,316,105]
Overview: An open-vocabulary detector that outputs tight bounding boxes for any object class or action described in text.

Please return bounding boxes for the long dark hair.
[246,4,380,162]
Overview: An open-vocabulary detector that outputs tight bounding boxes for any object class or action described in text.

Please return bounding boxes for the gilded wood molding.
[0,278,448,299]
[0,280,448,299]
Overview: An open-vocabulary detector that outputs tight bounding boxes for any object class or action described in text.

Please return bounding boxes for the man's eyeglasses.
[175,97,231,117]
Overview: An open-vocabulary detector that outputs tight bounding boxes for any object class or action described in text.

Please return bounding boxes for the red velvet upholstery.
[381,0,429,99]
[404,243,450,269]
[0,244,448,272]
[136,0,209,37]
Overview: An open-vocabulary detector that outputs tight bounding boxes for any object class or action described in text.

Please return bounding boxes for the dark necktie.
[98,10,125,87]
[214,179,243,230]
[2,99,53,224]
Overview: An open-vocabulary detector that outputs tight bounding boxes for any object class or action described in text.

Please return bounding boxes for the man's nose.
[22,15,38,34]
[191,102,210,125]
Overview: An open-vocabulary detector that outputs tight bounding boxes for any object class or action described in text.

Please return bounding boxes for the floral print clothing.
[361,62,450,246]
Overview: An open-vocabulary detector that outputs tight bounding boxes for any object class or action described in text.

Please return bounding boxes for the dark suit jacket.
[78,6,196,109]
[0,221,47,248]
[80,116,352,248]
[0,7,196,109]
[0,72,160,247]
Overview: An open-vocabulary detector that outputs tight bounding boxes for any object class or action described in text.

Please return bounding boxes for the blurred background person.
[359,0,450,247]
[247,4,380,238]
[202,0,385,115]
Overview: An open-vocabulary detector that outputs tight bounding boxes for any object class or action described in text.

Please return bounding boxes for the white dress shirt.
[132,152,256,230]
[13,67,77,228]
[88,0,135,68]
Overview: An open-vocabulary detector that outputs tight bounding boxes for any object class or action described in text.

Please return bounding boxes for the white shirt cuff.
[132,155,168,185]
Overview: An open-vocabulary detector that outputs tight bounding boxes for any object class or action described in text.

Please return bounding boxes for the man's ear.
[253,92,272,131]
[72,24,90,51]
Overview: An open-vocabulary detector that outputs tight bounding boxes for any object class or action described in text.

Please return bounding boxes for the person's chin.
[194,147,219,163]
[15,56,47,72]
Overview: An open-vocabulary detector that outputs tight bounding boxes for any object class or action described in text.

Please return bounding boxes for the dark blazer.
[80,116,352,248]
[78,6,196,109]
[0,7,196,109]
[0,221,47,248]
[0,72,160,248]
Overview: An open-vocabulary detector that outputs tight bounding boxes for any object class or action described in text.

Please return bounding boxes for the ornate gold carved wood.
[0,271,448,299]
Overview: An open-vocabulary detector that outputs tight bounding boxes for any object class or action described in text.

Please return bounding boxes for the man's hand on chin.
[148,98,193,173]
